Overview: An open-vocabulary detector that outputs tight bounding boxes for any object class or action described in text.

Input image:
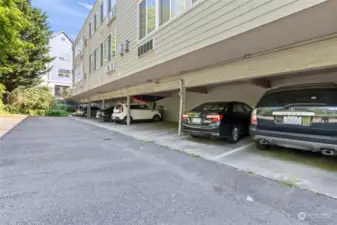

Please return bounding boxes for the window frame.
[137,0,187,41]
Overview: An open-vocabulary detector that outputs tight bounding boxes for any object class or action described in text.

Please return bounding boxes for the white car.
[112,103,162,124]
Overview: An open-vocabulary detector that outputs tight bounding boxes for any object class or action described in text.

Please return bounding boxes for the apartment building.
[43,31,74,99]
[71,0,337,132]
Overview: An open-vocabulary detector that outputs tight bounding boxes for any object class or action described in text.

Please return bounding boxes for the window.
[139,1,146,39]
[103,39,107,64]
[107,34,116,60]
[100,43,104,67]
[160,0,170,25]
[58,69,71,77]
[94,13,97,31]
[61,37,66,41]
[89,22,92,37]
[147,0,156,34]
[242,104,252,113]
[256,89,337,107]
[171,0,185,18]
[111,35,116,57]
[108,0,116,12]
[89,55,92,73]
[100,3,104,23]
[139,0,185,39]
[95,48,99,70]
[232,103,245,113]
[93,51,97,71]
[192,103,228,112]
[59,57,64,60]
[139,105,149,110]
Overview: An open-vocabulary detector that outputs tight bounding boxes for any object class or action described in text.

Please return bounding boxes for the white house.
[42,31,74,99]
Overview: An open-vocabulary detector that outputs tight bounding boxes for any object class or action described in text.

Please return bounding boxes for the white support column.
[178,79,186,136]
[102,99,105,109]
[87,102,91,118]
[126,95,131,125]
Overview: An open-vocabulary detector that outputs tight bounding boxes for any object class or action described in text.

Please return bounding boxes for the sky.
[32,0,96,41]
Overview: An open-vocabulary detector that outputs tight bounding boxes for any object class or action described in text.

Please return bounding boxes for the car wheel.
[228,125,240,144]
[152,115,161,122]
[83,112,87,117]
[122,116,132,124]
[254,140,270,150]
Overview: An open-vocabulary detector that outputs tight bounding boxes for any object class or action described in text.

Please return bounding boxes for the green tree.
[8,85,53,114]
[0,83,6,112]
[0,0,53,93]
[0,0,29,61]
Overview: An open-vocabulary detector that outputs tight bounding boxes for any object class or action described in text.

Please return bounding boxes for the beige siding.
[73,0,328,96]
[119,0,326,77]
[88,36,337,102]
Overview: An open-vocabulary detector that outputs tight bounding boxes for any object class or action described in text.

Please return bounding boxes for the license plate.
[191,118,201,124]
[283,116,302,125]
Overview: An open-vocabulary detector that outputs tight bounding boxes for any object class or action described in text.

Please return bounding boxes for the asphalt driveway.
[1,117,337,225]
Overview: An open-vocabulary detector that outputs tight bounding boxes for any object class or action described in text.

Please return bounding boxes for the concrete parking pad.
[217,146,337,199]
[72,117,253,160]
[72,117,337,199]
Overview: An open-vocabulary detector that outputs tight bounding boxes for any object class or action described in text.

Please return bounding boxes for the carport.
[85,36,337,136]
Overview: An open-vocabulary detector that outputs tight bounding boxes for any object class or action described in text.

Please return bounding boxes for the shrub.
[46,109,69,117]
[7,86,54,114]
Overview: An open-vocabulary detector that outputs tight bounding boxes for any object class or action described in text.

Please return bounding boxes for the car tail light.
[182,114,188,121]
[251,109,257,125]
[206,114,223,122]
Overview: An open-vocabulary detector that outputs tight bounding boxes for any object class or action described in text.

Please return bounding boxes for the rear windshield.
[257,88,337,107]
[192,103,228,112]
[114,104,123,110]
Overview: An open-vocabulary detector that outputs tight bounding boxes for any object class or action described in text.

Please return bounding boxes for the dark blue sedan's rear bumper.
[182,124,221,137]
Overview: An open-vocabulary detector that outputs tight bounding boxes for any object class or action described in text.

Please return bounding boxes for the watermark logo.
[298,212,306,221]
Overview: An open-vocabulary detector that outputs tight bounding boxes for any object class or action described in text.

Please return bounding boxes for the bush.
[7,85,54,114]
[46,109,69,117]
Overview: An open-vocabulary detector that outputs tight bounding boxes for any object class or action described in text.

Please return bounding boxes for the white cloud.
[77,2,93,10]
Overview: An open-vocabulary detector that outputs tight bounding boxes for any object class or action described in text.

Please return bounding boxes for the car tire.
[228,125,240,144]
[152,115,161,122]
[254,140,270,150]
[83,112,87,117]
[122,117,133,124]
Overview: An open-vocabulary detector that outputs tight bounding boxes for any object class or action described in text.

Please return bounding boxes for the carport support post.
[126,95,131,126]
[178,79,186,136]
[102,100,105,109]
[87,102,91,118]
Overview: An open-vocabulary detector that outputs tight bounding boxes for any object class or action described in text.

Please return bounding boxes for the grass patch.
[144,140,154,144]
[248,171,255,175]
[281,179,297,188]
[189,153,200,158]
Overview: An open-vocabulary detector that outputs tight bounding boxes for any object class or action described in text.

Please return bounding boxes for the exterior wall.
[72,0,328,97]
[49,33,73,85]
[158,83,265,122]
